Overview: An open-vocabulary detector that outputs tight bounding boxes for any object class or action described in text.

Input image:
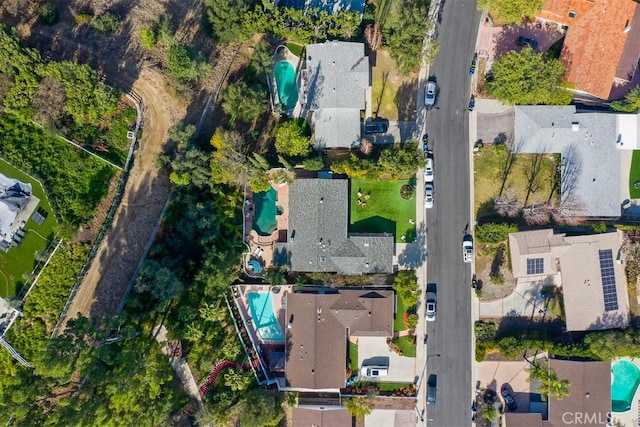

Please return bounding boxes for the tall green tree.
[378,141,423,179]
[238,389,285,427]
[264,266,287,286]
[344,396,373,419]
[477,0,544,24]
[383,1,431,74]
[611,85,640,112]
[487,47,572,105]
[221,82,268,123]
[224,369,252,391]
[392,270,420,307]
[206,0,251,43]
[134,259,184,302]
[274,119,312,156]
[526,358,571,401]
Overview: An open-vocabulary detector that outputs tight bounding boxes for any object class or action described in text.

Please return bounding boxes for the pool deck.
[612,358,640,427]
[243,182,290,276]
[234,284,293,346]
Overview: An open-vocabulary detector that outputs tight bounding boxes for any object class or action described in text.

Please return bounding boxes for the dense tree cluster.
[486,46,572,105]
[477,0,545,24]
[611,85,640,113]
[382,0,432,74]
[331,140,424,179]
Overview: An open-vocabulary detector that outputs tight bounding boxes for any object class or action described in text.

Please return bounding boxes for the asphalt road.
[423,1,481,426]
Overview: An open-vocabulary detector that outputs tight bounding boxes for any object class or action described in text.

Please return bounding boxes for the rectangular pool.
[247,291,284,342]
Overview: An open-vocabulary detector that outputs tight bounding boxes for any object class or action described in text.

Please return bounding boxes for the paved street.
[418,1,482,425]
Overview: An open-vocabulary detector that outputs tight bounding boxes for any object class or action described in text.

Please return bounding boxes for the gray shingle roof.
[305,42,369,149]
[514,106,621,217]
[273,178,393,274]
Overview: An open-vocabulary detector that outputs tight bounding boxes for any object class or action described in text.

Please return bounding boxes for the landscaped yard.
[371,49,418,121]
[474,144,559,220]
[0,158,57,297]
[394,295,408,332]
[394,336,416,357]
[349,178,416,243]
[629,150,640,199]
[349,341,359,373]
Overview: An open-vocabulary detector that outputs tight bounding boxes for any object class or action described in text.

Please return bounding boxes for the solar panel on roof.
[526,258,544,275]
[599,249,618,311]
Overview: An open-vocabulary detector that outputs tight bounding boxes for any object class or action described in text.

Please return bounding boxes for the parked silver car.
[425,81,436,106]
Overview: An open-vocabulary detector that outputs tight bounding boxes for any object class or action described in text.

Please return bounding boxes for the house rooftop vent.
[572,122,579,132]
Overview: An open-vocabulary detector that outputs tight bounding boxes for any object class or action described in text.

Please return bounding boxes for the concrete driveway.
[476,99,514,144]
[357,336,416,383]
[366,121,418,144]
[478,360,537,412]
[365,409,415,427]
[479,275,558,318]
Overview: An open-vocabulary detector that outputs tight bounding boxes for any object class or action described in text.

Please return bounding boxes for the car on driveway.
[361,366,388,377]
[501,388,517,411]
[424,183,434,209]
[424,158,434,183]
[425,285,437,321]
[425,81,436,106]
[462,234,473,263]
[517,36,538,49]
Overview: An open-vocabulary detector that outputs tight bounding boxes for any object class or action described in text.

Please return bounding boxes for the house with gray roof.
[0,173,32,241]
[304,41,369,149]
[273,177,393,274]
[509,229,629,331]
[514,106,640,218]
[284,289,394,390]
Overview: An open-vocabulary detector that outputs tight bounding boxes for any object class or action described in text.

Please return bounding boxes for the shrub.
[302,155,325,171]
[475,223,518,244]
[38,3,59,25]
[591,222,608,234]
[138,27,157,49]
[75,13,94,25]
[92,12,123,34]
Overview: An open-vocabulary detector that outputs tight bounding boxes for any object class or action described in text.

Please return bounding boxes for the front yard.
[474,143,559,220]
[349,178,416,243]
[371,50,418,121]
[629,150,640,199]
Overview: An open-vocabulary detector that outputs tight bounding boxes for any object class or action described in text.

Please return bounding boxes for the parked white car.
[425,183,434,209]
[425,81,436,106]
[424,158,434,183]
[463,235,474,263]
[361,366,388,377]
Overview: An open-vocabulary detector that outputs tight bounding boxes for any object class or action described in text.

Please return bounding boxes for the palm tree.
[344,397,373,419]
[526,358,571,401]
[224,369,251,391]
[264,266,287,286]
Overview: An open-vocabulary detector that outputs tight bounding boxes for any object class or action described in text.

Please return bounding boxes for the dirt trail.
[60,70,173,329]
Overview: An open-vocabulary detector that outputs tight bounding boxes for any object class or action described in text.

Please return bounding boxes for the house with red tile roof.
[537,0,640,100]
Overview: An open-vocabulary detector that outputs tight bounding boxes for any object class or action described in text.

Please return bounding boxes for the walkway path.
[478,277,554,318]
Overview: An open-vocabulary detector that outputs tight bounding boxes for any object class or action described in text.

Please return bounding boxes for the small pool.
[612,360,640,412]
[253,187,277,236]
[247,291,284,342]
[274,61,298,111]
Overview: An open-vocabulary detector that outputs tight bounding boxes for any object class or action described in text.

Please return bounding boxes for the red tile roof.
[540,0,640,100]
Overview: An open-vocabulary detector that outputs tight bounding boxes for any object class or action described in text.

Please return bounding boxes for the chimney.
[572,121,579,132]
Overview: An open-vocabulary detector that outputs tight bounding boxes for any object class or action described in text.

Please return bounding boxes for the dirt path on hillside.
[60,70,173,329]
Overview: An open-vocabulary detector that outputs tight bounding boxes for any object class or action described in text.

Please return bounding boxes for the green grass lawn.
[0,158,57,297]
[349,179,416,243]
[394,336,416,358]
[394,295,408,332]
[629,151,640,199]
[285,41,304,57]
[371,50,418,121]
[348,342,359,373]
[474,145,558,220]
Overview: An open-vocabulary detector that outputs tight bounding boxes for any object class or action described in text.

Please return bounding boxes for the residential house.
[0,173,33,242]
[302,41,370,149]
[291,407,352,427]
[283,289,394,391]
[273,178,394,274]
[503,360,611,427]
[509,229,629,331]
[276,0,366,14]
[537,0,640,100]
[514,105,640,218]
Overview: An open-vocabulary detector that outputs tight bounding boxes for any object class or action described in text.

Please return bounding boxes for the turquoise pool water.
[612,360,640,412]
[274,61,298,111]
[252,187,277,236]
[247,291,284,342]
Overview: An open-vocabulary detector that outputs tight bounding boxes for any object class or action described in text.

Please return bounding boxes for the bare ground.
[0,1,243,328]
[475,244,516,300]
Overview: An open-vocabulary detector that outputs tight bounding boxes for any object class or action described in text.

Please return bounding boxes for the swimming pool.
[253,187,277,236]
[274,61,298,111]
[612,360,640,412]
[247,291,284,342]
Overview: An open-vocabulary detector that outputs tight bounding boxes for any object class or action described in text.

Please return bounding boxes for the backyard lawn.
[629,150,640,199]
[349,179,416,243]
[394,295,408,332]
[0,158,57,297]
[349,342,359,373]
[474,144,559,220]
